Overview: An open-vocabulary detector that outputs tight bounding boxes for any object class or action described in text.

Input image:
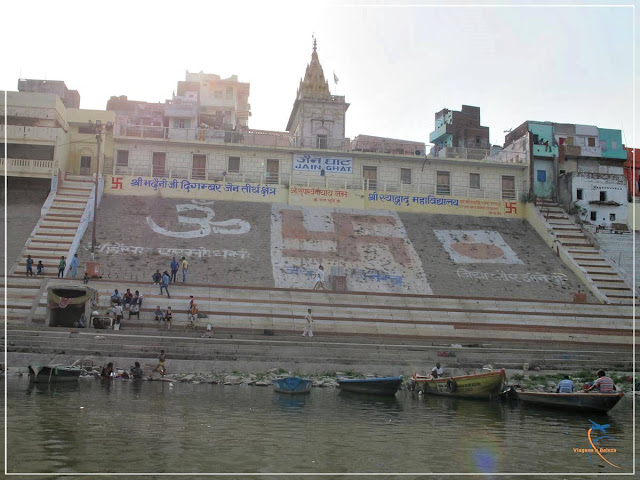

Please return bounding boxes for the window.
[590,211,597,221]
[316,135,328,149]
[588,137,596,147]
[436,171,451,196]
[469,173,480,189]
[78,126,94,134]
[565,137,574,146]
[228,156,240,173]
[192,154,206,180]
[611,141,618,149]
[80,156,91,175]
[610,213,616,221]
[599,191,607,202]
[475,136,481,144]
[401,168,412,184]
[226,87,233,99]
[174,119,188,128]
[116,150,129,167]
[600,140,607,151]
[537,170,546,182]
[214,90,223,99]
[501,175,516,200]
[576,189,583,200]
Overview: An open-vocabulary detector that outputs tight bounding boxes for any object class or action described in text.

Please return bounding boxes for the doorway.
[152,152,166,177]
[266,159,279,184]
[192,154,206,179]
[80,156,91,176]
[363,166,377,190]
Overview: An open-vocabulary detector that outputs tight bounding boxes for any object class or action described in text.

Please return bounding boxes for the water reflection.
[4,377,635,475]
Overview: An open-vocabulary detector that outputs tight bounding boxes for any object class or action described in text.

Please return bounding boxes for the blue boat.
[338,376,403,396]
[272,376,312,394]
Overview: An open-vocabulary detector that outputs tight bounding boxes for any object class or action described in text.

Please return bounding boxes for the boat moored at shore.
[338,376,403,396]
[411,369,506,400]
[513,390,625,413]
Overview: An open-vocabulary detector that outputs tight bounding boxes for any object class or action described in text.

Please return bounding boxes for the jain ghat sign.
[293,154,353,174]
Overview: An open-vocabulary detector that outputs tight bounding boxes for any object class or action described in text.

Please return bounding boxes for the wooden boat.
[28,364,82,383]
[411,369,506,399]
[515,390,625,413]
[272,376,312,394]
[338,376,403,396]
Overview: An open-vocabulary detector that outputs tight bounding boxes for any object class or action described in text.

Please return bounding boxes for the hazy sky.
[2,0,636,147]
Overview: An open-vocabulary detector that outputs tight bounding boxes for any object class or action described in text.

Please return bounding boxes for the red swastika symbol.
[111,177,123,190]
[281,210,412,266]
[505,201,517,214]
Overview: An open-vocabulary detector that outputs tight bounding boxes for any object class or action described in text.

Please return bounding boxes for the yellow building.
[66,108,115,176]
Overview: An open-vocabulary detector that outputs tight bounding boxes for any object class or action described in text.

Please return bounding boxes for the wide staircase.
[4,278,634,372]
[535,199,636,305]
[11,174,94,277]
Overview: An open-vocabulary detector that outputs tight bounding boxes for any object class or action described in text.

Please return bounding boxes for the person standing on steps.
[302,308,314,338]
[170,256,179,283]
[69,254,79,278]
[181,257,189,283]
[160,271,171,298]
[313,265,325,290]
[58,256,66,278]
[26,255,34,277]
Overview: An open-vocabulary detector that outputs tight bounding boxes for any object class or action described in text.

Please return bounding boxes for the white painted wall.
[572,174,628,227]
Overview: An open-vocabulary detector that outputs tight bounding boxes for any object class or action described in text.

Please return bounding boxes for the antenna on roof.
[503,128,512,133]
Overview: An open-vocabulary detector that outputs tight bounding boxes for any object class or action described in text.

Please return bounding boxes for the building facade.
[503,120,627,227]
[623,147,639,200]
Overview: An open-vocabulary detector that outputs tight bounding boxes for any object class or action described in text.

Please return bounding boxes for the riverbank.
[10,364,636,393]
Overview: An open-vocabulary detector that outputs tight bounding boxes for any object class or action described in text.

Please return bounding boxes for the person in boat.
[101,362,114,378]
[431,363,444,378]
[555,375,574,393]
[130,362,144,379]
[586,370,615,393]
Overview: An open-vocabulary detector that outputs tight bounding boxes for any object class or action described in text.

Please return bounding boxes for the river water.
[2,376,636,477]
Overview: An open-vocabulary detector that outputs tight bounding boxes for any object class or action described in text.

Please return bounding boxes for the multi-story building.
[428,105,490,159]
[182,71,250,129]
[503,120,628,227]
[1,91,115,179]
[18,78,80,109]
[108,42,527,204]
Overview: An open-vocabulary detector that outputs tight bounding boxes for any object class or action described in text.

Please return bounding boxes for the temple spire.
[295,35,330,100]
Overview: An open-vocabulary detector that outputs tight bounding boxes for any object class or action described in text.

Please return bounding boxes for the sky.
[2,0,637,148]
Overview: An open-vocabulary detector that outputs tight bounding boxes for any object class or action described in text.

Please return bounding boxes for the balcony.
[1,125,61,142]
[0,158,54,178]
[429,123,451,143]
[532,144,558,158]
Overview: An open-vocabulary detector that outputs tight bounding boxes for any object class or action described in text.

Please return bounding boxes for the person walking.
[181,257,189,283]
[302,308,314,338]
[153,350,166,376]
[26,255,34,277]
[57,256,66,278]
[69,254,79,278]
[160,271,171,298]
[313,265,325,290]
[170,256,179,283]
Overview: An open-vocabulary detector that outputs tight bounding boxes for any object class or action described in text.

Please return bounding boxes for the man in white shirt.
[313,265,325,290]
[302,308,314,338]
[431,362,444,378]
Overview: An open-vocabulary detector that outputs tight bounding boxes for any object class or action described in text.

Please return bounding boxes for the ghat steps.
[535,199,636,304]
[11,175,93,276]
[4,277,633,348]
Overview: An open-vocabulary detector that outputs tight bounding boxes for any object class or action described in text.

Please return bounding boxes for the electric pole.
[90,120,110,252]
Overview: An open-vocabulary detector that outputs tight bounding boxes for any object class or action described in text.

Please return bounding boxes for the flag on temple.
[334,72,339,84]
